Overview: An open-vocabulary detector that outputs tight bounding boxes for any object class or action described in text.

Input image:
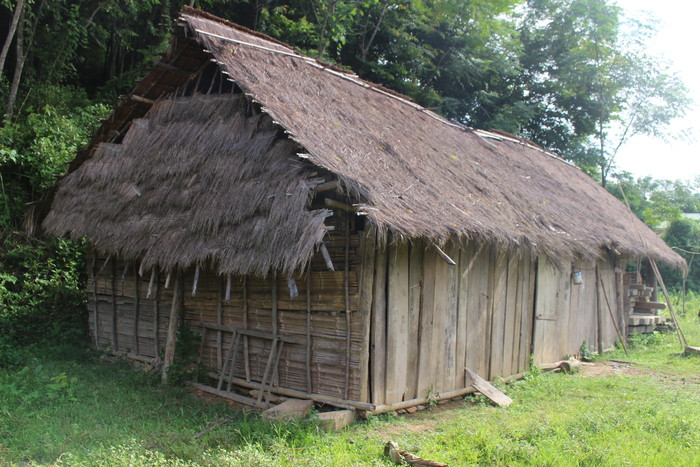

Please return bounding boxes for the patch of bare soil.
[580,361,641,377]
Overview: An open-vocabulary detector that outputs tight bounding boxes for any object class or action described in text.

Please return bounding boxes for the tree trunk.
[0,0,25,77]
[5,6,25,123]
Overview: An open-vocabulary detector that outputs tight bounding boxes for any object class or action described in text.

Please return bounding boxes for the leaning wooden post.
[649,258,688,349]
[162,271,184,384]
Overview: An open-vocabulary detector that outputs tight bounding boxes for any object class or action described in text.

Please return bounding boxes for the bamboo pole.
[162,272,183,384]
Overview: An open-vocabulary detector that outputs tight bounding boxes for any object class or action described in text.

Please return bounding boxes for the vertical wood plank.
[430,245,450,392]
[517,252,534,373]
[489,251,508,379]
[443,241,459,391]
[358,228,376,403]
[533,255,556,365]
[344,214,351,400]
[405,240,423,400]
[556,259,572,360]
[502,253,519,377]
[306,270,313,393]
[370,246,387,405]
[385,241,410,403]
[465,243,491,378]
[455,240,473,388]
[416,247,436,399]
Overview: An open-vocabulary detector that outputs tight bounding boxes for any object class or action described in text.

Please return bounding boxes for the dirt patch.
[580,361,641,377]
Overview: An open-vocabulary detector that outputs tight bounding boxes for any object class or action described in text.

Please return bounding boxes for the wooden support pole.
[271,271,278,387]
[344,212,351,400]
[243,276,250,381]
[91,253,99,347]
[324,198,356,212]
[358,229,376,403]
[133,268,140,356]
[129,94,155,105]
[153,269,160,358]
[162,272,183,384]
[110,258,118,352]
[314,180,340,194]
[216,276,223,370]
[306,269,312,394]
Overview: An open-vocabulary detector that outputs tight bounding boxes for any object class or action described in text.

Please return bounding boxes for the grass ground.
[1,313,698,466]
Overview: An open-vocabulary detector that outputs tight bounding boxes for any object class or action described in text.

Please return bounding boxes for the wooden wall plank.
[517,252,535,373]
[455,240,473,389]
[416,247,437,399]
[502,253,519,377]
[405,240,423,400]
[385,241,410,403]
[442,241,460,391]
[465,243,491,378]
[370,246,388,405]
[489,251,508,379]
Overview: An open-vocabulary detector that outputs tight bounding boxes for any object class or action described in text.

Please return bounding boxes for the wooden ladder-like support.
[199,323,303,403]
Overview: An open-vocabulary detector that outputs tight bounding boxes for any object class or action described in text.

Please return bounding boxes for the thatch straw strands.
[44,94,331,276]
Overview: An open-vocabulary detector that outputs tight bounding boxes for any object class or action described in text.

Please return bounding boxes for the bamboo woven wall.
[87,210,366,402]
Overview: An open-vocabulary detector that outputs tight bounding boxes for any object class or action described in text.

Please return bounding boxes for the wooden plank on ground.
[385,241,410,403]
[465,367,512,407]
[405,241,423,400]
[370,246,387,405]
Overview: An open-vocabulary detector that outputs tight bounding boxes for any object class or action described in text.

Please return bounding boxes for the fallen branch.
[384,441,448,466]
[193,416,234,439]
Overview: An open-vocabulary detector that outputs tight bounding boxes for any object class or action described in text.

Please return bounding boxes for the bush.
[0,233,87,367]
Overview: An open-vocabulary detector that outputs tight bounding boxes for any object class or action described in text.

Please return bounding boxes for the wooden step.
[628,314,661,326]
[634,301,666,310]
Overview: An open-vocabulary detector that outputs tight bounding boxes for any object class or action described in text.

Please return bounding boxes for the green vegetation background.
[0,2,698,464]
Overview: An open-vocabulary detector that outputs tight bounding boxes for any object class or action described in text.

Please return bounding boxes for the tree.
[518,0,690,186]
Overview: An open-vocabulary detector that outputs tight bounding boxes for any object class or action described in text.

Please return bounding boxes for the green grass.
[1,315,698,466]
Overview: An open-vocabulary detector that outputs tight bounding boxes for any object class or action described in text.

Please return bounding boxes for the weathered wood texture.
[376,239,536,404]
[532,256,622,365]
[87,213,367,402]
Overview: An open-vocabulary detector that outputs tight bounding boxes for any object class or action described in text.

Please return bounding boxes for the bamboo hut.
[41,8,684,413]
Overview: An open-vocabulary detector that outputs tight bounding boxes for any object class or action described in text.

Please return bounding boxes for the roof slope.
[44,94,330,275]
[42,8,684,271]
[178,10,682,267]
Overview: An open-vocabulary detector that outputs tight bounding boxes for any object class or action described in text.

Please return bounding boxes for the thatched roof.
[42,7,685,273]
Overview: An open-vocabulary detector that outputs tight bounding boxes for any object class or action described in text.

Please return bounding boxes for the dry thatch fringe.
[180,12,683,268]
[44,94,331,276]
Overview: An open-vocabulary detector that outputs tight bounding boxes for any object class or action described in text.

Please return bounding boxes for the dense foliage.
[0,0,697,353]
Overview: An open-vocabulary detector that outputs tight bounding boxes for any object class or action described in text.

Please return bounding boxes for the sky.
[613,0,699,184]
